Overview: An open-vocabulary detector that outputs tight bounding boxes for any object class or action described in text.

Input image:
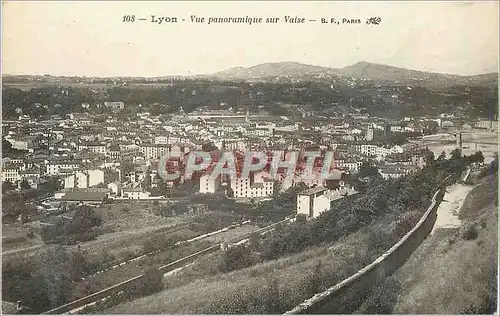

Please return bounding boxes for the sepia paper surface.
[1,1,498,315]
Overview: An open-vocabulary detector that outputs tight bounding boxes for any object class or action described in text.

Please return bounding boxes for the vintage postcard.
[1,1,498,314]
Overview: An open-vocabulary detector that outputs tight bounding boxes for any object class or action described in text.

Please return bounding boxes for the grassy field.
[359,174,498,314]
[71,239,214,301]
[2,199,251,314]
[101,210,413,314]
[2,204,191,263]
[3,202,200,256]
[97,203,188,232]
[3,200,246,263]
[1,223,43,251]
[71,223,259,300]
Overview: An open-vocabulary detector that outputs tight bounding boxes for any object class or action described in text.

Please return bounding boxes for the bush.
[306,260,325,296]
[248,232,260,250]
[462,225,479,240]
[357,278,402,314]
[118,250,136,262]
[296,214,307,223]
[220,245,258,272]
[40,206,103,244]
[142,239,156,254]
[27,229,36,239]
[135,267,164,296]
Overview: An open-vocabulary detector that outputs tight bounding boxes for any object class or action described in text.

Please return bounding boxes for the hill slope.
[357,174,498,314]
[209,61,498,87]
[210,61,333,80]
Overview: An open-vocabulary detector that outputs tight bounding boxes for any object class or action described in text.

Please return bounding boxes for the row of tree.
[3,80,496,119]
[3,247,94,313]
[40,205,103,244]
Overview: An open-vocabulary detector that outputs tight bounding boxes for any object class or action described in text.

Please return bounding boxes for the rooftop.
[298,186,327,196]
[123,187,145,192]
[60,191,107,201]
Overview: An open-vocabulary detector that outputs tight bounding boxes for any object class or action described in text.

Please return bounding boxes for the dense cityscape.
[2,60,498,314]
[4,0,500,312]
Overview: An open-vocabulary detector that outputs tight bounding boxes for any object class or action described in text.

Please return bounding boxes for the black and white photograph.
[1,1,498,314]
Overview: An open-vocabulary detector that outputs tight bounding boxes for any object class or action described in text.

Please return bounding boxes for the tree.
[2,137,27,157]
[2,137,13,152]
[248,232,260,251]
[38,246,75,308]
[450,148,462,160]
[472,151,485,164]
[220,245,254,272]
[121,162,136,178]
[20,179,32,190]
[422,148,435,166]
[136,267,164,296]
[38,176,62,196]
[68,249,89,281]
[70,205,102,233]
[264,276,284,313]
[2,180,16,193]
[358,161,380,179]
[2,192,37,223]
[273,180,282,195]
[448,149,466,174]
[308,260,324,296]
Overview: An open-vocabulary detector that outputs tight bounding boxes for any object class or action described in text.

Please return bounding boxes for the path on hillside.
[2,244,45,256]
[430,183,475,233]
[385,179,496,314]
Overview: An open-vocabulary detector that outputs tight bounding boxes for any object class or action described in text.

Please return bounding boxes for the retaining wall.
[284,186,447,314]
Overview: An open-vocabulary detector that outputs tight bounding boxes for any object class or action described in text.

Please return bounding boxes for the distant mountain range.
[208,62,331,79]
[206,61,498,87]
[3,61,497,88]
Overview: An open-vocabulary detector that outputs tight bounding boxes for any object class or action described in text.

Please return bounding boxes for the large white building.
[5,138,33,151]
[230,177,274,198]
[199,174,221,194]
[359,144,404,158]
[104,101,125,110]
[46,161,81,176]
[476,120,498,131]
[296,186,331,219]
[139,144,169,160]
[335,159,363,173]
[122,187,151,199]
[378,164,418,180]
[248,181,274,198]
[77,143,107,154]
[64,169,105,189]
[2,164,23,183]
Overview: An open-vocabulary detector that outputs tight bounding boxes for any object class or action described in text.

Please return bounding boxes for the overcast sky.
[2,1,498,77]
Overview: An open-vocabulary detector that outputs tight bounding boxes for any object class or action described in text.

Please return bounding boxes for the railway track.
[42,217,293,314]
